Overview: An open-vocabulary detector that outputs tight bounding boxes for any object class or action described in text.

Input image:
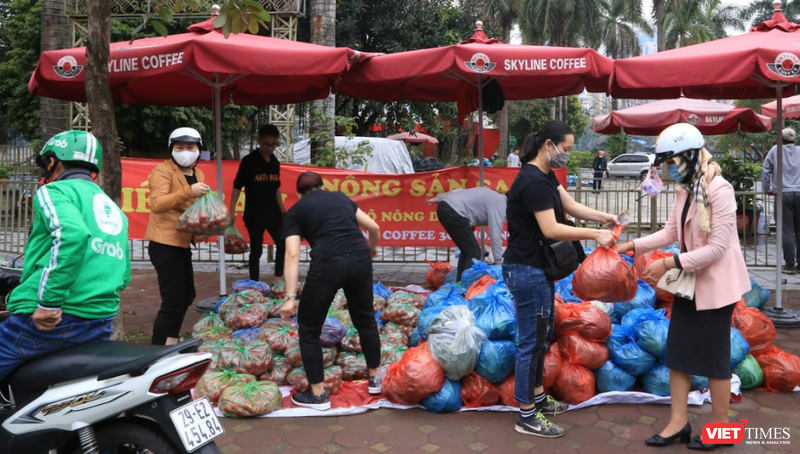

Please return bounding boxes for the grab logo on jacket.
[93,193,124,236]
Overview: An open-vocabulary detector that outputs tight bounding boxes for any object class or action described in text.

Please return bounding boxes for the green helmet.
[38,130,102,173]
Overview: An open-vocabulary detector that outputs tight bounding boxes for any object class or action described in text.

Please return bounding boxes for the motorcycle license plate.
[169,397,224,452]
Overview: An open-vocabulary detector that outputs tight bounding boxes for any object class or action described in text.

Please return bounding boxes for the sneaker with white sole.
[291,389,331,411]
[368,376,383,395]
[515,411,565,438]
[538,395,570,416]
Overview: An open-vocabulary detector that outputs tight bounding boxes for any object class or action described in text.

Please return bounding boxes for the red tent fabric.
[387,132,439,143]
[610,9,800,99]
[761,94,800,119]
[337,26,613,104]
[29,18,369,106]
[592,98,773,135]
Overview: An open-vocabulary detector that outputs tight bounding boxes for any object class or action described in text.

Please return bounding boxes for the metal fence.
[0,177,780,267]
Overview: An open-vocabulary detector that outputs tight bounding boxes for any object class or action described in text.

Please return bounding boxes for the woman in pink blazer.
[616,124,750,451]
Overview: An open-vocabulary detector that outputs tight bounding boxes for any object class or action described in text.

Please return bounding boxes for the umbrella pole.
[764,87,800,327]
[478,77,486,261]
[215,80,228,297]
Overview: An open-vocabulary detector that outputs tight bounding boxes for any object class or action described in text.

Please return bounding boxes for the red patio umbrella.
[761,94,800,118]
[610,2,799,325]
[592,97,773,135]
[29,15,369,298]
[387,132,439,144]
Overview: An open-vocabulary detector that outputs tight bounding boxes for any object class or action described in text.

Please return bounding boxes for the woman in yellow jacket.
[145,127,210,345]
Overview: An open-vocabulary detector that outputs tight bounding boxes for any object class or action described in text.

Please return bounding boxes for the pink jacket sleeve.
[632,188,682,255]
[677,178,737,272]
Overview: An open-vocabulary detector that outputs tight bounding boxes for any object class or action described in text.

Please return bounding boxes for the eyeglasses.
[261,141,280,149]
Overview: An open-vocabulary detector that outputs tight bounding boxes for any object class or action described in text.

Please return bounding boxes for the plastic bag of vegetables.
[258,319,298,353]
[224,225,249,255]
[219,340,274,376]
[261,354,291,386]
[387,291,425,309]
[218,381,283,417]
[428,305,487,380]
[421,379,462,413]
[195,370,256,403]
[335,351,368,381]
[176,191,228,236]
[224,303,269,330]
[232,279,270,297]
[193,313,225,336]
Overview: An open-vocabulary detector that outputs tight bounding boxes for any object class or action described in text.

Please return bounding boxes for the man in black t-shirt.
[277,171,383,411]
[592,149,608,191]
[229,124,287,283]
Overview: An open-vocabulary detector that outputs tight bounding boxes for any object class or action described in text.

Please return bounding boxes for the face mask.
[667,163,682,182]
[172,150,199,168]
[548,143,570,169]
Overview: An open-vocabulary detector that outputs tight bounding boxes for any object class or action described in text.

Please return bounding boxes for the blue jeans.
[503,261,555,406]
[0,314,114,381]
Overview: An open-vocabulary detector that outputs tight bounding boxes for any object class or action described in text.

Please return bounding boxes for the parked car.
[606,153,661,179]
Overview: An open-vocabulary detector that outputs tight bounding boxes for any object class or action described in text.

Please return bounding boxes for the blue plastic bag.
[461,259,503,288]
[632,310,670,360]
[213,296,228,313]
[373,282,393,300]
[555,273,582,303]
[319,317,347,347]
[621,307,654,327]
[607,324,633,348]
[730,327,750,369]
[232,279,271,296]
[643,363,671,396]
[475,340,516,384]
[231,327,260,341]
[468,286,518,341]
[691,375,709,391]
[620,254,635,266]
[609,330,657,376]
[444,269,458,285]
[421,379,463,413]
[743,278,769,310]
[418,306,448,340]
[614,280,656,321]
[409,327,421,347]
[664,245,681,255]
[595,360,636,393]
[423,284,468,310]
[374,311,385,330]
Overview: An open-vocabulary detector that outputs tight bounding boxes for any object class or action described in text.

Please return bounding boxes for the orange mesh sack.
[499,375,517,407]
[426,260,454,289]
[460,371,500,408]
[543,342,562,391]
[753,346,800,393]
[555,302,612,342]
[383,346,446,404]
[573,247,638,302]
[551,362,595,405]
[732,305,777,354]
[557,332,609,370]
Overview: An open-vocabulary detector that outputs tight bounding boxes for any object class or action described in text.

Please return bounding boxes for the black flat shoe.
[645,423,692,447]
[687,435,720,451]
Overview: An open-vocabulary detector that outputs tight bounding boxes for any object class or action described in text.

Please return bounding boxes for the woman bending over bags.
[503,121,618,438]
[615,123,750,451]
[145,127,210,345]
[279,171,383,411]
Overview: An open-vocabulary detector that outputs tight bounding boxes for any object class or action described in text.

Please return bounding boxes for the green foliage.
[566,150,595,175]
[0,167,10,180]
[718,153,758,212]
[128,0,270,41]
[492,158,507,168]
[605,133,628,156]
[309,110,373,168]
[0,0,41,141]
[508,96,589,148]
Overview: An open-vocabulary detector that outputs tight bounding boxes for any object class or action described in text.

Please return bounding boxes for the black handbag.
[534,220,586,282]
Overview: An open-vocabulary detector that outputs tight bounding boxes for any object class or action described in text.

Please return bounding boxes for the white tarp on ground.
[293,137,414,174]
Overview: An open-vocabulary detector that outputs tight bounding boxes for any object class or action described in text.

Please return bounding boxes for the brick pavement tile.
[232,427,284,449]
[557,409,600,427]
[375,409,391,416]
[220,444,242,454]
[372,424,392,434]
[369,442,391,453]
[267,441,293,453]
[638,415,658,426]
[515,440,536,449]
[754,391,800,410]
[610,423,654,442]
[474,426,526,447]
[607,437,629,447]
[318,442,343,453]
[463,423,482,433]
[420,442,441,452]
[467,441,490,452]
[231,423,254,433]
[638,404,671,420]
[567,425,613,445]
[286,428,335,448]
[759,406,780,416]
[561,439,583,450]
[481,448,534,454]
[426,426,476,448]
[327,424,345,434]
[594,420,616,430]
[418,424,439,434]
[333,427,383,449]
[729,410,738,418]
[279,422,300,432]
[597,405,642,424]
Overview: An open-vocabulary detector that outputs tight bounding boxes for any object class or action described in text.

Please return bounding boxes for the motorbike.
[0,266,223,453]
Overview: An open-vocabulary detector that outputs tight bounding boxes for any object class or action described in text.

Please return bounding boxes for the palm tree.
[663,0,744,49]
[744,0,800,25]
[484,0,518,157]
[700,0,745,38]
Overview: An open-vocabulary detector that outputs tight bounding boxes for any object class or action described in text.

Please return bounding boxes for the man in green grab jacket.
[0,130,130,380]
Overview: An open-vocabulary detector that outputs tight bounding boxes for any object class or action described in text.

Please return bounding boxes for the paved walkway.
[119,267,800,454]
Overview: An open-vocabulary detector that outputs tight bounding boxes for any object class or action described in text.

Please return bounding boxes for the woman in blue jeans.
[503,121,617,438]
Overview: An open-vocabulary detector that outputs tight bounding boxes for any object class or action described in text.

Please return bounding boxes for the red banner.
[121,158,566,247]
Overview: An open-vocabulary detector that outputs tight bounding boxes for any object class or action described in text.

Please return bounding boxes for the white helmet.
[168,127,203,149]
[653,123,705,167]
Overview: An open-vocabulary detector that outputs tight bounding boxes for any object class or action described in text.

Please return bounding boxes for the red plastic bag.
[460,371,499,408]
[383,346,445,404]
[499,375,518,407]
[551,362,595,405]
[633,250,675,305]
[176,191,229,236]
[732,305,777,354]
[656,299,673,319]
[543,342,562,391]
[752,346,800,393]
[465,275,497,300]
[573,247,637,302]
[557,333,609,370]
[425,260,454,289]
[555,302,612,342]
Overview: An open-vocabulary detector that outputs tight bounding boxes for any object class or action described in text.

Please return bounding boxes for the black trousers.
[593,171,604,190]
[777,192,800,267]
[246,220,285,280]
[437,202,480,281]
[149,242,196,345]
[297,250,381,384]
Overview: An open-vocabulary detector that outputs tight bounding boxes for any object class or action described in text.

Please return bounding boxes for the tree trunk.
[496,24,511,159]
[86,1,123,339]
[449,134,459,165]
[309,0,337,163]
[655,0,667,52]
[560,96,568,122]
[611,97,619,112]
[549,98,557,121]
[40,0,71,143]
